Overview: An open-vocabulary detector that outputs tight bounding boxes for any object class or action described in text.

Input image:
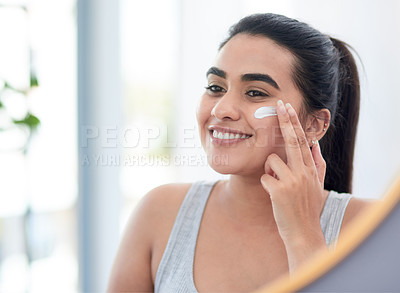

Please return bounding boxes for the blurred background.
[0,0,399,292]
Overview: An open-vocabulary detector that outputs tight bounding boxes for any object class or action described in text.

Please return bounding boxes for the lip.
[208,125,252,136]
[208,125,253,145]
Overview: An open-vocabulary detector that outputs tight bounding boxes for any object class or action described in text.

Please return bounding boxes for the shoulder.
[135,182,193,237]
[139,183,192,223]
[341,197,380,229]
[107,182,192,292]
[140,182,193,213]
[140,183,194,282]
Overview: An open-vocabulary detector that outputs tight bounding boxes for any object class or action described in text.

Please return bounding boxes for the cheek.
[252,119,287,161]
[253,119,282,148]
[197,94,215,118]
[272,125,285,149]
[196,95,213,133]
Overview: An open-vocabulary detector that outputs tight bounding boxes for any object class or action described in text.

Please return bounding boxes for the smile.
[212,130,251,140]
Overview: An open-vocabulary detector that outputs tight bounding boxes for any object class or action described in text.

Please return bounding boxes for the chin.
[206,154,232,174]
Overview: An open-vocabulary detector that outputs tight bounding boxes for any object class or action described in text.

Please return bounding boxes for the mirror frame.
[253,172,400,293]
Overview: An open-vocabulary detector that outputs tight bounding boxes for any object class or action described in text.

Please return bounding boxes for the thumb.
[312,140,326,186]
[264,157,275,177]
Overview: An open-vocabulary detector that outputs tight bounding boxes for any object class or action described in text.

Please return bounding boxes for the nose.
[211,91,240,121]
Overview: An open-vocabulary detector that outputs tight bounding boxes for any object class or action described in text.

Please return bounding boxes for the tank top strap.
[154,180,218,293]
[320,190,353,249]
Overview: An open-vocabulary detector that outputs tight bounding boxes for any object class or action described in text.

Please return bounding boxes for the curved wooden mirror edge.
[254,171,400,293]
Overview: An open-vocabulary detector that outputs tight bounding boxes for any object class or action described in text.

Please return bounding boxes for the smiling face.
[197,34,306,176]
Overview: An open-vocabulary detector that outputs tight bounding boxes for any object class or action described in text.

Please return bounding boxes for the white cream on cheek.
[254,106,277,119]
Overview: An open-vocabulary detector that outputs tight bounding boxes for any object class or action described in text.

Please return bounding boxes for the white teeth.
[211,130,250,140]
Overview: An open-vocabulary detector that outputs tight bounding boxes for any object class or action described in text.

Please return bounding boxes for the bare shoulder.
[107,182,192,293]
[138,183,193,234]
[342,197,380,228]
[118,182,192,248]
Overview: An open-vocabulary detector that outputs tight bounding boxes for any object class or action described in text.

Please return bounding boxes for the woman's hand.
[260,100,328,273]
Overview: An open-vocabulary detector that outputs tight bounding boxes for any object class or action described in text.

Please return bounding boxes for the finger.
[276,100,303,167]
[260,173,279,196]
[286,103,314,167]
[312,140,326,185]
[264,153,291,181]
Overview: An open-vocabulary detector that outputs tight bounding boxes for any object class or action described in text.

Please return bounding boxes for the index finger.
[276,99,303,167]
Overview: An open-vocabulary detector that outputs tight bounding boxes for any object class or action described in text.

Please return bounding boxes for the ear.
[304,109,331,146]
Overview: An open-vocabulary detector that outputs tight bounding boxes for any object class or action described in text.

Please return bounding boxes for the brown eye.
[246,90,268,97]
[205,85,226,93]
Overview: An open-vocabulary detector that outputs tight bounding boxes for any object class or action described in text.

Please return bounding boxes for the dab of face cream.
[254,106,277,119]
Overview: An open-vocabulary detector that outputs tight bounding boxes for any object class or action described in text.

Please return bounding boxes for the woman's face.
[197,34,305,176]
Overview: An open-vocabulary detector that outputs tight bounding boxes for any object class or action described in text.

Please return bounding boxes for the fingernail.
[277,100,285,114]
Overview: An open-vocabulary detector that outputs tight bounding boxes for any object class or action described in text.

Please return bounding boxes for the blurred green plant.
[0,72,40,151]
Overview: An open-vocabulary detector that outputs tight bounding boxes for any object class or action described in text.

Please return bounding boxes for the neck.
[216,174,277,227]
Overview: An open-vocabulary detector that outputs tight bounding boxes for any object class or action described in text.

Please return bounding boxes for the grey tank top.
[154,180,352,293]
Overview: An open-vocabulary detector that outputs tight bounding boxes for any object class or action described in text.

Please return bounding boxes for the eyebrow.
[206,67,226,79]
[242,73,280,90]
[206,66,280,90]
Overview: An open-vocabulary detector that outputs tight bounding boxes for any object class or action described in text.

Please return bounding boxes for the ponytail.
[321,38,360,193]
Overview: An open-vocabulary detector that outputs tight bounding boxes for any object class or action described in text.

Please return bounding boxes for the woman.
[107,13,373,292]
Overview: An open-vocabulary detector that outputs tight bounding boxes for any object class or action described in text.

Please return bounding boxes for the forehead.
[214,34,296,85]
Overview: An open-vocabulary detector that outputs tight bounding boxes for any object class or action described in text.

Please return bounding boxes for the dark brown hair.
[220,13,360,193]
